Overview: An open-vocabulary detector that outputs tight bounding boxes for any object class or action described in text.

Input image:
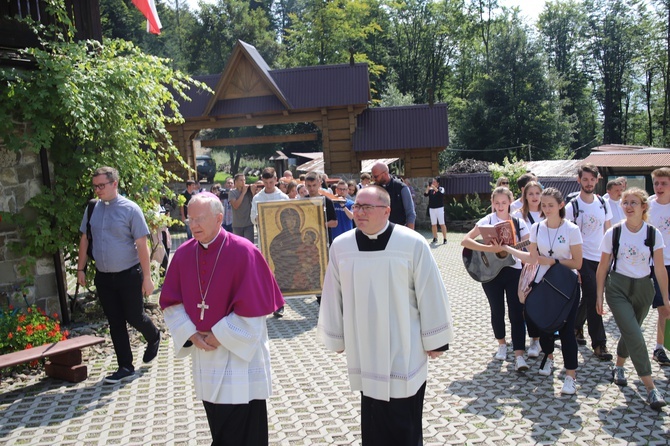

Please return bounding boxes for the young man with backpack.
[565,163,614,361]
[649,168,670,366]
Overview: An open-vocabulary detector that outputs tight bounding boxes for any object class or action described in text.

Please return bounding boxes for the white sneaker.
[515,356,529,372]
[561,376,577,395]
[538,359,553,376]
[495,344,507,361]
[528,340,541,358]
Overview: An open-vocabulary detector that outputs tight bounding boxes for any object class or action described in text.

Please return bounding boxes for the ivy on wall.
[0,1,205,279]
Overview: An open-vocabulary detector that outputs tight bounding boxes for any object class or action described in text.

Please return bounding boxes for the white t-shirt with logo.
[565,196,613,262]
[529,220,582,282]
[600,222,665,278]
[476,213,529,269]
[649,200,670,266]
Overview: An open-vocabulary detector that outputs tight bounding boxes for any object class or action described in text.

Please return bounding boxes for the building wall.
[0,144,60,315]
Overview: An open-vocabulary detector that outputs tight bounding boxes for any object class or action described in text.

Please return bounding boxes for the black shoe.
[653,348,670,366]
[432,238,438,243]
[104,367,135,384]
[594,345,613,361]
[443,239,447,244]
[273,306,285,318]
[575,328,587,346]
[143,332,161,363]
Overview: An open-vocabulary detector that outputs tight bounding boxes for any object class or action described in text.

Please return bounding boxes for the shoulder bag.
[525,261,579,333]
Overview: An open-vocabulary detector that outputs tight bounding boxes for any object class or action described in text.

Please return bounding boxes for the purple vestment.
[160,229,284,331]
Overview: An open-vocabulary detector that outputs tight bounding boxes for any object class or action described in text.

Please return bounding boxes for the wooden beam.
[173,111,324,132]
[200,133,319,147]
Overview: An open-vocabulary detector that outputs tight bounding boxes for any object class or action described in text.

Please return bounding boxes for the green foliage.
[445,193,488,221]
[281,0,386,92]
[0,4,203,279]
[387,0,466,104]
[0,305,69,357]
[187,0,281,75]
[488,156,528,197]
[379,83,415,107]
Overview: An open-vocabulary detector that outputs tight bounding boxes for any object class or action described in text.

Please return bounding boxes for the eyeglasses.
[352,204,387,212]
[621,201,641,207]
[500,182,509,185]
[93,181,114,191]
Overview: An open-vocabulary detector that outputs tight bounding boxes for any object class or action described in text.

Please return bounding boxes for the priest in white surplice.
[160,193,284,446]
[318,186,454,446]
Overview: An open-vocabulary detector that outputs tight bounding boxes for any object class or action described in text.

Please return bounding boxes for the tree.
[583,0,645,144]
[0,3,201,279]
[386,0,467,104]
[185,0,281,75]
[467,0,500,73]
[281,0,385,83]
[538,0,598,157]
[454,11,573,162]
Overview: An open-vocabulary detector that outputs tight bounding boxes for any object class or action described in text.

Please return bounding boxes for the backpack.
[611,222,656,276]
[85,199,97,261]
[569,195,608,225]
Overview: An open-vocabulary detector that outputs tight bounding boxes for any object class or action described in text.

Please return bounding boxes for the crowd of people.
[79,162,670,445]
[462,164,670,410]
[179,163,434,246]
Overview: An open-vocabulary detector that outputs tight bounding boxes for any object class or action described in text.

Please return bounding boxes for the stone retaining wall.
[0,143,60,315]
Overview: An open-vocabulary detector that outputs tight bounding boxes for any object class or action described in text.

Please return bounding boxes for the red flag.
[132,0,162,35]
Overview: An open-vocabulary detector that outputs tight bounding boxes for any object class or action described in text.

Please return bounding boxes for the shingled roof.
[352,104,449,151]
[177,60,370,119]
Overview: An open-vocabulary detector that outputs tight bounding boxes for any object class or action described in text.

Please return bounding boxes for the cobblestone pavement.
[2,231,670,445]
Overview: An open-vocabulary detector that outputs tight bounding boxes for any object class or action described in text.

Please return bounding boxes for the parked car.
[196,155,216,183]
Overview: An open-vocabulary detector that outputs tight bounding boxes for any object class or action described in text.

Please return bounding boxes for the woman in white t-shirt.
[512,181,544,227]
[596,187,669,410]
[505,187,583,395]
[462,187,529,371]
[512,180,544,358]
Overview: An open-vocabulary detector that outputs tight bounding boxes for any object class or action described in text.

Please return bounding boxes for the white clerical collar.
[200,230,222,249]
[363,222,389,240]
[103,195,119,206]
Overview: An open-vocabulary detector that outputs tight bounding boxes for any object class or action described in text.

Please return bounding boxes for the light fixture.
[256,124,264,129]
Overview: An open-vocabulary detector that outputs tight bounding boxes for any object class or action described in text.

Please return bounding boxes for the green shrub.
[446,194,489,221]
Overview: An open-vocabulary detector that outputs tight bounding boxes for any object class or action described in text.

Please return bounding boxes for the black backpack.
[85,199,97,260]
[610,222,656,276]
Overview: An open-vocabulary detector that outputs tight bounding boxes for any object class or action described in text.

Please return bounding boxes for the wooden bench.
[0,335,105,383]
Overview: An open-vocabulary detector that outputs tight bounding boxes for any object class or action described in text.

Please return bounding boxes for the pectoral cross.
[197,300,209,320]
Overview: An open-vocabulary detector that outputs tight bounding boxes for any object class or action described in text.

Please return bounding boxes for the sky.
[184,0,547,23]
[503,0,547,23]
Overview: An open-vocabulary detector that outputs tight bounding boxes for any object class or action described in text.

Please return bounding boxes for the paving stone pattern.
[2,231,670,444]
